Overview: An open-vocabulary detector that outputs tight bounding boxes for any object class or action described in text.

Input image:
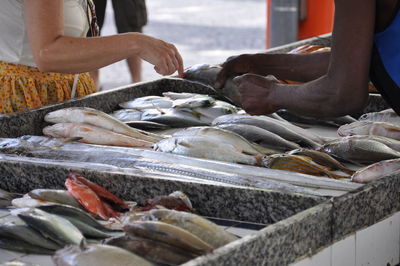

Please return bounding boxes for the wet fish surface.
[53,244,154,266]
[43,123,154,148]
[44,107,162,142]
[351,158,400,183]
[119,95,173,110]
[28,189,80,208]
[338,121,400,140]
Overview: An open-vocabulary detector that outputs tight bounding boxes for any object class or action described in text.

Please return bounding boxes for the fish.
[140,209,238,248]
[172,95,215,108]
[119,95,173,110]
[155,135,264,165]
[111,109,143,121]
[183,63,241,106]
[104,235,197,265]
[172,126,276,155]
[124,121,170,130]
[212,114,322,148]
[0,237,54,255]
[12,197,53,208]
[38,203,116,231]
[162,91,204,100]
[358,109,400,125]
[28,189,81,208]
[141,108,210,127]
[0,136,360,193]
[18,208,84,246]
[65,176,110,220]
[140,191,194,212]
[43,123,154,148]
[287,149,355,175]
[275,109,357,127]
[0,188,22,207]
[69,172,129,210]
[351,158,400,183]
[0,221,61,250]
[123,221,213,254]
[338,121,400,140]
[217,123,300,152]
[53,243,154,266]
[191,102,239,122]
[264,154,350,179]
[338,135,400,152]
[44,107,163,142]
[318,138,400,164]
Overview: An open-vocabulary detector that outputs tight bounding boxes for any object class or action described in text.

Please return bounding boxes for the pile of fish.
[0,178,241,265]
[317,108,400,183]
[43,107,163,147]
[113,92,241,129]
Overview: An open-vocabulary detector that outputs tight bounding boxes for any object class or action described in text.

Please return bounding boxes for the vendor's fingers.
[174,49,184,77]
[215,66,232,89]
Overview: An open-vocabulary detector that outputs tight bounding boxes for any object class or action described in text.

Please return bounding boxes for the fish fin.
[191,111,202,120]
[50,137,83,149]
[326,171,351,180]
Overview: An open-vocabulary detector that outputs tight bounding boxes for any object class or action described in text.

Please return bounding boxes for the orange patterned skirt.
[0,61,97,114]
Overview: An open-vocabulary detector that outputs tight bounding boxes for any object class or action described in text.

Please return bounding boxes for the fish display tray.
[0,34,398,265]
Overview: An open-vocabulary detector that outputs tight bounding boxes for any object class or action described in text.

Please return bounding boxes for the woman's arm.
[24,0,183,76]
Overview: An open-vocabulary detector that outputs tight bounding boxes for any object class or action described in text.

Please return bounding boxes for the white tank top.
[0,0,90,67]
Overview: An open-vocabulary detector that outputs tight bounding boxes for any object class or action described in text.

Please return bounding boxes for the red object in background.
[298,0,334,40]
[266,0,334,48]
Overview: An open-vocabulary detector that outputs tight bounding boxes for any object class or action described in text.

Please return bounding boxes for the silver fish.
[124,121,170,130]
[0,221,61,250]
[111,109,142,121]
[217,123,300,152]
[154,135,263,165]
[162,91,204,100]
[104,235,196,265]
[172,95,215,108]
[172,126,275,155]
[275,109,357,127]
[141,209,238,248]
[338,121,400,140]
[212,114,321,148]
[123,221,213,254]
[351,158,400,183]
[28,189,80,208]
[119,95,173,110]
[0,136,360,193]
[141,108,209,127]
[359,109,400,125]
[318,138,400,164]
[183,63,241,105]
[53,244,154,266]
[18,208,84,246]
[338,135,400,152]
[43,123,154,148]
[0,237,54,255]
[44,107,163,142]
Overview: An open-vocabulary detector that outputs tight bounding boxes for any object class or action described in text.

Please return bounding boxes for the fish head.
[42,123,73,138]
[44,109,72,123]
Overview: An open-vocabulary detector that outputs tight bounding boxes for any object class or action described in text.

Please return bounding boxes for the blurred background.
[98,0,266,90]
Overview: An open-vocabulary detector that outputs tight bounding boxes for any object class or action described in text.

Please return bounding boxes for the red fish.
[65,177,110,220]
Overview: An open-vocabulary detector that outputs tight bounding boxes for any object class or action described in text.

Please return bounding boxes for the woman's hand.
[233,73,280,115]
[135,33,184,77]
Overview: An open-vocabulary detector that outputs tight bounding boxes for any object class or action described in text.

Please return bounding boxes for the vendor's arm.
[24,0,184,76]
[234,0,375,117]
[215,52,330,88]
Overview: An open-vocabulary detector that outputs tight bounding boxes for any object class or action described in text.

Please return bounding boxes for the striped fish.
[264,154,350,179]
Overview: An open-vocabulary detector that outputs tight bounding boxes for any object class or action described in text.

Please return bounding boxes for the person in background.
[215,0,400,117]
[90,0,148,89]
[0,0,183,114]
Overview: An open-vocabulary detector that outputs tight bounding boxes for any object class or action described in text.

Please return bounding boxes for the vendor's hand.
[233,74,280,115]
[137,34,184,77]
[215,54,253,89]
